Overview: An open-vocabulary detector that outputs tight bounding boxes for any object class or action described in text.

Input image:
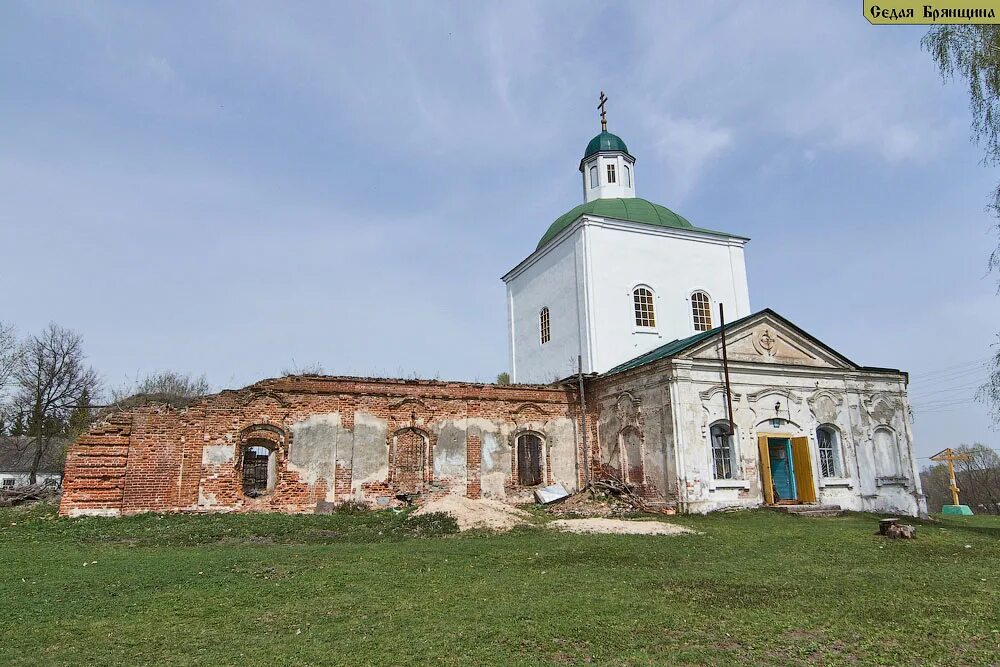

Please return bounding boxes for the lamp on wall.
[771,401,782,429]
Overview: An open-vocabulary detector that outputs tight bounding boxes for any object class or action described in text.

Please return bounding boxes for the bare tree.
[923,28,1000,420]
[13,324,100,483]
[0,322,17,387]
[111,370,210,409]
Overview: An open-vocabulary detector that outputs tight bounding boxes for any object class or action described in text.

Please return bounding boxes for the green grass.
[1,504,998,666]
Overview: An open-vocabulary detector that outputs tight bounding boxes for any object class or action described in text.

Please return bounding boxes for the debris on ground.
[0,485,59,508]
[544,491,618,518]
[543,475,676,518]
[413,495,530,532]
[548,518,696,536]
[533,482,570,505]
[591,477,675,514]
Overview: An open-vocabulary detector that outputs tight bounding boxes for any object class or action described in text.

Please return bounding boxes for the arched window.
[816,425,842,478]
[539,307,550,344]
[710,421,736,480]
[624,164,631,187]
[633,286,656,328]
[589,165,598,188]
[691,291,713,331]
[515,433,543,486]
[242,440,277,497]
[873,427,901,478]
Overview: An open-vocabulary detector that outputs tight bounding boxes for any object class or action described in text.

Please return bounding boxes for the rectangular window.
[1,478,15,488]
[606,164,616,184]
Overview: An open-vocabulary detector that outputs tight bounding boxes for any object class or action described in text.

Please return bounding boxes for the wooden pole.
[947,452,960,506]
[719,304,736,437]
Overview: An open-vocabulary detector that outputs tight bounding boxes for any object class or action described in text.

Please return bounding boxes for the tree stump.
[877,518,916,539]
[878,518,899,535]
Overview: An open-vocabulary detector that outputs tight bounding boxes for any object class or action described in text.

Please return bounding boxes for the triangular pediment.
[684,311,856,370]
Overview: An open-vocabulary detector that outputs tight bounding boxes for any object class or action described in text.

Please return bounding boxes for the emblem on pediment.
[752,328,777,358]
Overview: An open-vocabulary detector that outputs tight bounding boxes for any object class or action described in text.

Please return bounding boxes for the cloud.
[644,114,733,200]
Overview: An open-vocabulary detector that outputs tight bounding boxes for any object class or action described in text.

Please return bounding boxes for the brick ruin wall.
[59,376,599,517]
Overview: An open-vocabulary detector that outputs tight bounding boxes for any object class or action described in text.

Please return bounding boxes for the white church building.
[503,111,926,516]
[61,101,927,519]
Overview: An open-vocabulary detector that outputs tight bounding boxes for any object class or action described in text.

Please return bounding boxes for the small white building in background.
[0,437,64,489]
[503,117,925,516]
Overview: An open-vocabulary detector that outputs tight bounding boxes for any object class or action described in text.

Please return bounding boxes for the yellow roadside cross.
[929,448,973,509]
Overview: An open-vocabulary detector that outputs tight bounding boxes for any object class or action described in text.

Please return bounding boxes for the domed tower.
[502,96,752,383]
[581,92,636,202]
[581,130,635,202]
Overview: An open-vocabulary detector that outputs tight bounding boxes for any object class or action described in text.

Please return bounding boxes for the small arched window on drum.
[633,286,656,328]
[691,291,713,332]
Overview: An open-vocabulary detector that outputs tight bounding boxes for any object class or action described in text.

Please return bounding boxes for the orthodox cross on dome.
[598,91,608,131]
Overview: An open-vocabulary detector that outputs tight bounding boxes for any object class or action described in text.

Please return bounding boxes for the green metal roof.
[584,131,630,160]
[536,198,739,251]
[601,308,876,377]
[601,314,757,377]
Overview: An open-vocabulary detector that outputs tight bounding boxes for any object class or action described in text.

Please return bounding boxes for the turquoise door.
[768,439,797,501]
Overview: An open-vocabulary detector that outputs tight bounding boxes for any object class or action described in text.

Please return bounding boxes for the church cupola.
[580,92,635,203]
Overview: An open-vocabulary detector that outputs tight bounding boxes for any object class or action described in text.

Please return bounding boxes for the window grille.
[242,444,273,497]
[817,426,840,477]
[540,307,550,344]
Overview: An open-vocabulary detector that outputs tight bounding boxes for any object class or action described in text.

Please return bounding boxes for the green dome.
[584,131,630,160]
[536,198,734,251]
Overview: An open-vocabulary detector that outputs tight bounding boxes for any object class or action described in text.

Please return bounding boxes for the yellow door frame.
[756,430,817,505]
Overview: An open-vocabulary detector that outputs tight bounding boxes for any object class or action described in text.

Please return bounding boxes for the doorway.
[767,438,796,502]
[757,434,817,505]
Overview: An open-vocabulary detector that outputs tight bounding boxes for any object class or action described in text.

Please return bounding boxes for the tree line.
[919,444,1000,514]
[0,321,209,484]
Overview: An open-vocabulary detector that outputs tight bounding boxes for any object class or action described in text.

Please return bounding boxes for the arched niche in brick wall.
[387,427,433,495]
[509,424,551,488]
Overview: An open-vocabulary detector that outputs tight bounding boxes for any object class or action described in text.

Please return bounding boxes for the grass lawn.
[1,504,998,666]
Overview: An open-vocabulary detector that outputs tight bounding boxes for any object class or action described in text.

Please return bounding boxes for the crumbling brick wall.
[60,375,595,516]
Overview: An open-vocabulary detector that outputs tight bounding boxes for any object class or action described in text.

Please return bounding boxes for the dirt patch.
[413,495,529,532]
[548,518,695,536]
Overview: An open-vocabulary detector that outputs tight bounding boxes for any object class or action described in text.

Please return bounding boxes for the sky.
[1,1,998,462]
